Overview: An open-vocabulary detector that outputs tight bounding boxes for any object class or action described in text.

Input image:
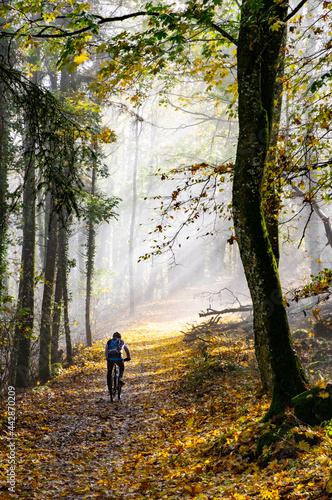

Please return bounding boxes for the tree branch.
[199,304,253,317]
[0,11,157,40]
[292,184,332,247]
[209,22,238,46]
[284,0,307,23]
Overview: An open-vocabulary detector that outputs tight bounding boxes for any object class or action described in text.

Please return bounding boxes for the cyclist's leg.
[107,360,115,394]
[117,360,125,383]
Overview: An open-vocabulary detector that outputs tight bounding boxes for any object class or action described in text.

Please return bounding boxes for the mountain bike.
[110,363,122,403]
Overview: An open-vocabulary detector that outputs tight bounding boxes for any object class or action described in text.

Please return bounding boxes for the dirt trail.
[2,313,331,499]
[0,319,193,499]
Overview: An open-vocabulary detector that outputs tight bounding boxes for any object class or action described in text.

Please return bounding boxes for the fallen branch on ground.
[199,304,253,318]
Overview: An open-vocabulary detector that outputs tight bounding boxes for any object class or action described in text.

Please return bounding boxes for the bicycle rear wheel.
[116,365,121,400]
[110,365,118,403]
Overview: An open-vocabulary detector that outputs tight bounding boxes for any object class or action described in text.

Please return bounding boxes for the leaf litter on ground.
[1,318,332,499]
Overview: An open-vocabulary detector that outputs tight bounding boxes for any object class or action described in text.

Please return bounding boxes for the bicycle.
[110,363,122,402]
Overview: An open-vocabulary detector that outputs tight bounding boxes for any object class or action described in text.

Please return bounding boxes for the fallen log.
[199,304,253,318]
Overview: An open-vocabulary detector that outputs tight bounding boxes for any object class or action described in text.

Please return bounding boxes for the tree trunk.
[263,31,286,266]
[51,252,63,365]
[14,130,36,387]
[232,0,307,417]
[39,204,58,383]
[14,51,40,387]
[59,219,72,363]
[128,117,141,316]
[85,165,96,347]
[0,33,9,296]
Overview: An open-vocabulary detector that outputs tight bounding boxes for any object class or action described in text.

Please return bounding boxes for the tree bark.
[14,131,36,387]
[85,165,96,347]
[51,251,63,365]
[232,0,307,417]
[50,69,73,365]
[128,116,141,316]
[14,49,40,387]
[263,31,286,266]
[59,219,72,363]
[0,30,9,296]
[39,204,58,383]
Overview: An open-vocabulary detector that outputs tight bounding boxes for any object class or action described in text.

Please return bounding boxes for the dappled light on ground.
[1,319,332,499]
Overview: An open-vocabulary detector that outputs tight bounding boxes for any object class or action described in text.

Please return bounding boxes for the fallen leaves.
[1,320,332,499]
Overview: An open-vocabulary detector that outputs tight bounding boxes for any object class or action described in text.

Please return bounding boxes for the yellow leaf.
[74,52,90,65]
[312,308,322,321]
[184,484,202,495]
[271,20,284,31]
[298,440,310,451]
[305,430,315,439]
[186,416,195,428]
[318,455,330,466]
[325,472,332,493]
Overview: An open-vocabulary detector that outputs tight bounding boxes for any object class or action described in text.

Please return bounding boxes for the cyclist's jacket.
[105,338,130,361]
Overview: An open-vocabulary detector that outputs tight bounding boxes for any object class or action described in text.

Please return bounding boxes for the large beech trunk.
[232,0,307,417]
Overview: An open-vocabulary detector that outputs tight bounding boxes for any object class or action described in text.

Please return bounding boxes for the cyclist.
[105,332,131,396]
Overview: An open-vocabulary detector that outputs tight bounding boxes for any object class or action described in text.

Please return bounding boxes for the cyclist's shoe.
[119,379,125,386]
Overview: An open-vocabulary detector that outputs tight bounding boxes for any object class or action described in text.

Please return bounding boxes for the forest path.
[1,319,193,499]
[1,316,331,499]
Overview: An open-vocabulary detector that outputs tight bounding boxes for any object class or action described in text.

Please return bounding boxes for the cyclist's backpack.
[107,338,124,359]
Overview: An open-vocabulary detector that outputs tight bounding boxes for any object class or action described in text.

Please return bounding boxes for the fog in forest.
[67,73,332,343]
[2,0,332,354]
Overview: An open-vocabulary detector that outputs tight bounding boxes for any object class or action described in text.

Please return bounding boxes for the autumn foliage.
[1,318,332,499]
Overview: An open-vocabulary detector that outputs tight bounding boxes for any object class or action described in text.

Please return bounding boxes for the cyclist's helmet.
[113,332,121,339]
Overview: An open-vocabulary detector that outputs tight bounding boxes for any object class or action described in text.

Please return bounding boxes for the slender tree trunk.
[59,219,72,363]
[51,254,63,365]
[36,195,46,272]
[129,117,141,316]
[39,204,58,383]
[85,165,96,347]
[13,51,41,387]
[232,0,307,417]
[0,35,9,296]
[14,132,36,387]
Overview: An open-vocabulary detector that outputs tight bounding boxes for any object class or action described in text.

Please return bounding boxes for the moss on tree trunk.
[233,0,307,417]
[292,384,332,426]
